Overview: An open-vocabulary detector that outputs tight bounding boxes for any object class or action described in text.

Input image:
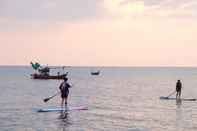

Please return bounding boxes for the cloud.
[103,0,197,18]
[1,0,197,32]
[0,0,101,21]
[0,0,197,23]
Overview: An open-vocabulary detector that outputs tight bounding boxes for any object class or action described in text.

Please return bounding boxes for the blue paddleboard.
[37,106,88,112]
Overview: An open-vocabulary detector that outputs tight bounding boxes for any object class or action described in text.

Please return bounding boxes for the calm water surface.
[0,66,197,131]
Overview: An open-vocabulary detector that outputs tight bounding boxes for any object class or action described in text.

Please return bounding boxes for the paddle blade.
[43,92,60,103]
[43,98,50,102]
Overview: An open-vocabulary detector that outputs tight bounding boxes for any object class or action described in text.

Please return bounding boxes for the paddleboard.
[160,97,196,101]
[37,106,88,112]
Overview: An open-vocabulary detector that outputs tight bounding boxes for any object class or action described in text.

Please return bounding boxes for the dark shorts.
[176,87,181,92]
[61,91,69,98]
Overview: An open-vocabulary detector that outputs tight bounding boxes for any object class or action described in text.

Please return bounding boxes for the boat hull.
[31,73,67,80]
[91,71,100,75]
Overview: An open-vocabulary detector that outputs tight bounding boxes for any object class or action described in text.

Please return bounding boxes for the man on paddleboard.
[59,77,71,108]
[176,80,182,99]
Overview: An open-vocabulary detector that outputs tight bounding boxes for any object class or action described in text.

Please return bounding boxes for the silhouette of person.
[59,77,71,108]
[176,80,182,99]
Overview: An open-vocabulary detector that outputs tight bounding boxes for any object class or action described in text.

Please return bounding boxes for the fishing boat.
[30,62,68,80]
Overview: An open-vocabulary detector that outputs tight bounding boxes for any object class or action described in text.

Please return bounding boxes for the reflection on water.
[176,99,182,108]
[59,112,71,131]
[176,99,183,131]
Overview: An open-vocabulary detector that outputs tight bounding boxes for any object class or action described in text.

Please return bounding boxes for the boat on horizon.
[91,71,100,75]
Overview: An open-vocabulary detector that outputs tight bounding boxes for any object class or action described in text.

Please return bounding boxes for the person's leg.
[65,96,68,106]
[65,92,69,106]
[179,91,181,98]
[176,92,178,99]
[61,98,65,108]
[64,97,67,110]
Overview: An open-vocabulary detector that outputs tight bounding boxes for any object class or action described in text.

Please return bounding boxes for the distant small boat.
[91,71,100,75]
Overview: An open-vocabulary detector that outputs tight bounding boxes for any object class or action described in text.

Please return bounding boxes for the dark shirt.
[59,81,71,96]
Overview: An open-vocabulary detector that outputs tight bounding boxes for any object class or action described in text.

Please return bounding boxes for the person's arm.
[59,83,63,90]
[67,83,71,88]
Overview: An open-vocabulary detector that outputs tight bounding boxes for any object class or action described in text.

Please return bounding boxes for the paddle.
[166,90,176,98]
[43,92,60,103]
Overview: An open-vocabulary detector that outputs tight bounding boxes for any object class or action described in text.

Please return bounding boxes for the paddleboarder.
[176,80,182,99]
[59,77,71,108]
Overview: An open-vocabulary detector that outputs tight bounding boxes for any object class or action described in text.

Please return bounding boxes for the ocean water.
[0,66,197,131]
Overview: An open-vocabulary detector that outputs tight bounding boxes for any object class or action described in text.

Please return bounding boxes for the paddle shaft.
[49,92,60,98]
[167,90,176,98]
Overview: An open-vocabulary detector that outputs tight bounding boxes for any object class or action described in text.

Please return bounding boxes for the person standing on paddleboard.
[59,77,71,108]
[176,80,182,99]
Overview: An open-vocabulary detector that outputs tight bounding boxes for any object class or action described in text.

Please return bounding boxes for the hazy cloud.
[0,0,101,21]
[0,0,197,31]
[104,0,197,18]
[0,0,197,22]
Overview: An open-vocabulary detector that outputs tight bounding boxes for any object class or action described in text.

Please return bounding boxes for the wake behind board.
[160,96,196,101]
[37,106,88,112]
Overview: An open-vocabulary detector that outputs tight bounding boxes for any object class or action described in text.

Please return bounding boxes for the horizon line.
[1,64,197,68]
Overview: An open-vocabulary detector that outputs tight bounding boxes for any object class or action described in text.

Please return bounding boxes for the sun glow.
[104,0,145,16]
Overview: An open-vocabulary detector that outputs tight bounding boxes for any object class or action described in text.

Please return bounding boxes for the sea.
[0,66,197,131]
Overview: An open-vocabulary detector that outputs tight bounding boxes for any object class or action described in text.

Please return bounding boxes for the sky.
[0,0,197,66]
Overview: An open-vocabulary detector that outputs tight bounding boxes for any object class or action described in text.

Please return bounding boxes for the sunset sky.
[0,0,197,66]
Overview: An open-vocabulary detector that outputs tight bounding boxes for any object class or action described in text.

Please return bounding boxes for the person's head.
[63,77,68,81]
[178,80,181,82]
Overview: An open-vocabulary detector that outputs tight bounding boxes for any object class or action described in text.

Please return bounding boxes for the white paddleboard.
[37,106,88,112]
